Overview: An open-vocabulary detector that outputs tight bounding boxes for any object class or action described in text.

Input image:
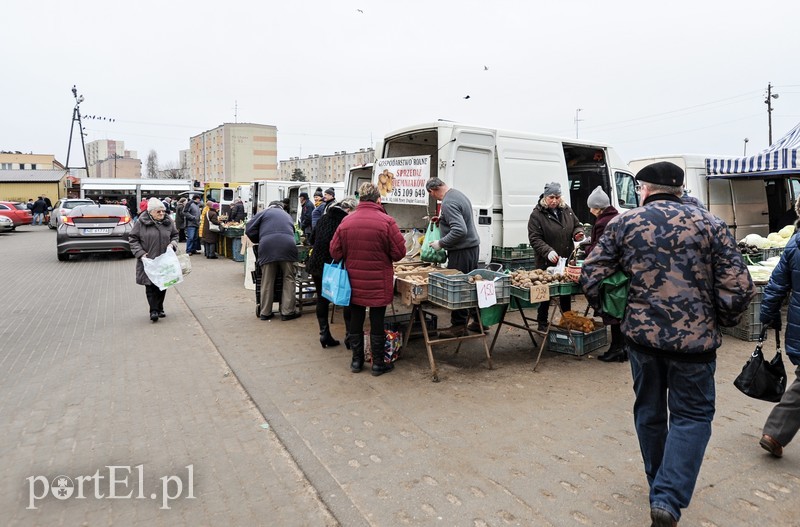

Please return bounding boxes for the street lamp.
[574,108,583,138]
[765,83,779,145]
[743,138,749,156]
[65,85,90,178]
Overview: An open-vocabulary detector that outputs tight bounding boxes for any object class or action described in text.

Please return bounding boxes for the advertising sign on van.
[373,155,430,205]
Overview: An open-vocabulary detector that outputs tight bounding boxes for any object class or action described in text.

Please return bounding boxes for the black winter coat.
[306,205,348,276]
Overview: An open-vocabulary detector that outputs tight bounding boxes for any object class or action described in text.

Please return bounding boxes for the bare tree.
[146,150,159,179]
[159,161,186,179]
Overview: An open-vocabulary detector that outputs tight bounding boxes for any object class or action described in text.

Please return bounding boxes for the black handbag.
[733,327,787,403]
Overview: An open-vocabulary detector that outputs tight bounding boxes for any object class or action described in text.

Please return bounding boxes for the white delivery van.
[347,121,636,263]
[629,155,800,239]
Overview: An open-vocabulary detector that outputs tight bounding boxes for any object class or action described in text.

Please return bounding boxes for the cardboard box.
[396,269,459,306]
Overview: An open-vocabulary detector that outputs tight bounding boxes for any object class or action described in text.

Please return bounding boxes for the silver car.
[48,198,95,229]
[0,215,14,233]
[56,204,133,261]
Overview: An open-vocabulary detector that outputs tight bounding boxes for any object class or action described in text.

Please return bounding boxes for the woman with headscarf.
[330,183,406,376]
[201,201,221,259]
[129,198,179,322]
[584,186,624,362]
[306,198,358,348]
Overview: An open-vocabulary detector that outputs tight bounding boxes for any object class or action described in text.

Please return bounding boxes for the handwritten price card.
[529,284,550,304]
[476,278,498,308]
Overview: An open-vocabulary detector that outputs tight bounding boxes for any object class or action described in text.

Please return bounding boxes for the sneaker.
[437,325,467,338]
[760,434,783,458]
[281,312,302,321]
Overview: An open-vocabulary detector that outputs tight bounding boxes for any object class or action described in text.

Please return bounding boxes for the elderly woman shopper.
[758,195,800,459]
[129,197,179,322]
[306,198,358,348]
[528,181,585,331]
[584,186,624,362]
[245,201,301,321]
[201,201,221,259]
[330,183,406,375]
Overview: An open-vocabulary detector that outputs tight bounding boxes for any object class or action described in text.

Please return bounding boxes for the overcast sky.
[2,0,799,170]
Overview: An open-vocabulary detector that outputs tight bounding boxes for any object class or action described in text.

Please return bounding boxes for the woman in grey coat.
[129,198,179,322]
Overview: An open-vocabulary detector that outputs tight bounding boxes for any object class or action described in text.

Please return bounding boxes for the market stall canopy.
[706,122,800,177]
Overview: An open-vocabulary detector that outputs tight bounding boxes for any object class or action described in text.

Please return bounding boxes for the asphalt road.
[2,225,798,526]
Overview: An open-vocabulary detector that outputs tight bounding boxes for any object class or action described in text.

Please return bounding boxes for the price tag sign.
[476,278,498,308]
[529,284,550,303]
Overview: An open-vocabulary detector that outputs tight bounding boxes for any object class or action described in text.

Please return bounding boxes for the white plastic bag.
[177,252,192,276]
[142,246,184,290]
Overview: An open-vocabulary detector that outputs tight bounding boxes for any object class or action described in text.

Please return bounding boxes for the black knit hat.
[324,187,335,197]
[636,161,684,187]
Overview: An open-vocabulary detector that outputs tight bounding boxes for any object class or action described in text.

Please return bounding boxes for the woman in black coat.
[306,198,356,348]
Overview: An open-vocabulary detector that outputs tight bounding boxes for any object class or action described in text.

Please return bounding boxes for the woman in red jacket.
[330,182,407,376]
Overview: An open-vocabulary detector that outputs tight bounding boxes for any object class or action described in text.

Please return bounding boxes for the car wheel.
[48,223,55,230]
[57,253,69,262]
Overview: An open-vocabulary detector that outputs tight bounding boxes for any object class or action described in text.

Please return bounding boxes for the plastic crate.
[427,269,510,310]
[720,285,765,341]
[491,257,536,271]
[761,247,784,260]
[492,244,534,260]
[546,325,608,356]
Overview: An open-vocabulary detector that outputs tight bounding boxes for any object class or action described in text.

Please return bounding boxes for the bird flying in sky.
[463,95,471,99]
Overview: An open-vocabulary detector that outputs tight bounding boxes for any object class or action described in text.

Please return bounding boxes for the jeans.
[185,226,198,253]
[33,212,44,225]
[628,348,716,522]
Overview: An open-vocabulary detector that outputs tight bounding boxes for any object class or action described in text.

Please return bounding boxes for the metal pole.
[574,108,583,139]
[767,83,773,145]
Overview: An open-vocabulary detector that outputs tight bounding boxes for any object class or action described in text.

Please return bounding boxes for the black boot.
[598,345,627,362]
[349,334,364,373]
[370,335,394,377]
[344,332,351,350]
[318,316,340,348]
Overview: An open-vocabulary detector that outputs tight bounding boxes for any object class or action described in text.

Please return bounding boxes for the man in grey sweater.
[425,177,482,337]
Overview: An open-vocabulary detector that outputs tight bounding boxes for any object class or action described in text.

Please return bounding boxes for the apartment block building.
[190,123,277,183]
[85,139,138,178]
[278,148,375,182]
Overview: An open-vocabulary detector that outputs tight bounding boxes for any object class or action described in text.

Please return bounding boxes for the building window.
[0,163,10,169]
[18,163,26,169]
[31,164,37,170]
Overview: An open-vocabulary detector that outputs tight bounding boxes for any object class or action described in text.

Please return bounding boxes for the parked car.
[0,201,33,228]
[48,198,95,229]
[0,215,14,233]
[56,204,134,261]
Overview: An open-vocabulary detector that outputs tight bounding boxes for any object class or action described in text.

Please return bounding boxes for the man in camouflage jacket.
[580,161,755,526]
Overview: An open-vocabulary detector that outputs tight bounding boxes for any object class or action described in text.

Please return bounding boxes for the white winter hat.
[587,186,610,209]
[147,197,166,211]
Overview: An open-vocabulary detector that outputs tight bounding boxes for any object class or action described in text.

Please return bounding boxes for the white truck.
[248,180,346,222]
[346,121,637,263]
[628,155,800,239]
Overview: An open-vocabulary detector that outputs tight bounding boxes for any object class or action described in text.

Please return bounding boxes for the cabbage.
[768,232,783,243]
[779,225,795,238]
[741,233,771,249]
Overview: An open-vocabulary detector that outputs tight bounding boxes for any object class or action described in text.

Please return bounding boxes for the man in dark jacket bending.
[245,201,301,321]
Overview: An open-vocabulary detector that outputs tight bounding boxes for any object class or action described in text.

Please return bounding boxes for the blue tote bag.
[321,260,351,306]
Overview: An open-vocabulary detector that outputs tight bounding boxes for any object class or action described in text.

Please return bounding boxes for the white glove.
[547,250,559,263]
[430,240,442,251]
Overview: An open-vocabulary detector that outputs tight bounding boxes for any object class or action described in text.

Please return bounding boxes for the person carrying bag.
[321,260,351,306]
[734,327,787,403]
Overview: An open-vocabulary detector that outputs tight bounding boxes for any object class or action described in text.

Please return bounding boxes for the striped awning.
[706,122,800,176]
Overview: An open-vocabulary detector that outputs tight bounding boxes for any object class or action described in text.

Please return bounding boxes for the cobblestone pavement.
[0,226,336,526]
[2,225,799,526]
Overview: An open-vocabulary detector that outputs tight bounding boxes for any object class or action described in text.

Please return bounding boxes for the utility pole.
[765,83,780,146]
[574,108,583,139]
[65,85,90,178]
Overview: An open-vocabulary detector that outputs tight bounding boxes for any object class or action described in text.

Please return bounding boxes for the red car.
[0,201,33,228]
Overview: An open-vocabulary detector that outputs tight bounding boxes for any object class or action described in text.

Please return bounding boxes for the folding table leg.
[474,307,493,370]
[418,306,439,382]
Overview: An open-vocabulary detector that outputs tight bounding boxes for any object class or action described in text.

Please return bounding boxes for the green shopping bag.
[599,271,630,319]
[420,221,447,263]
